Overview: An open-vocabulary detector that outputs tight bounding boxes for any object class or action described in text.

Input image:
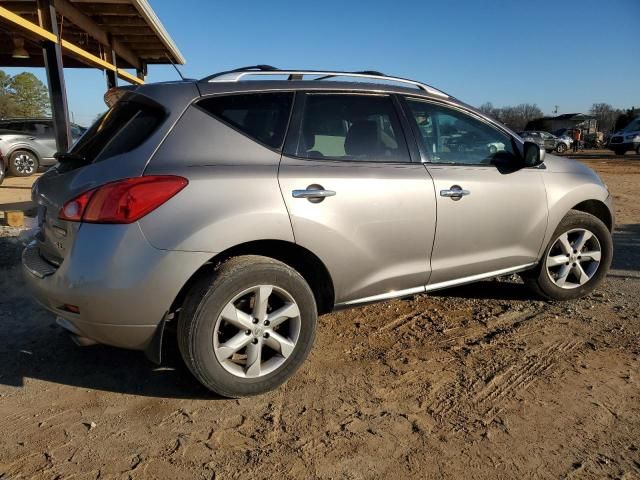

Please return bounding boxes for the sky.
[4,0,640,126]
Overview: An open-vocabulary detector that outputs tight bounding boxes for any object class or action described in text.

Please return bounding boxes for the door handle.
[292,184,336,203]
[440,185,470,201]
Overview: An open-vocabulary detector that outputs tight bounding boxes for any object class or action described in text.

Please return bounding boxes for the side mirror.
[523,141,545,167]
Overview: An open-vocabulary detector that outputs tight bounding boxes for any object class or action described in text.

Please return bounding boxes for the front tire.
[9,150,39,176]
[525,210,612,300]
[178,255,318,397]
[613,147,626,156]
[556,143,567,154]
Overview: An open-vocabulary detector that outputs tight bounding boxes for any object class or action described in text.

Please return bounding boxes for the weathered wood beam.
[53,0,141,69]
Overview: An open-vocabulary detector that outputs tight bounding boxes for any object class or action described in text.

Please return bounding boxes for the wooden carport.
[0,0,185,151]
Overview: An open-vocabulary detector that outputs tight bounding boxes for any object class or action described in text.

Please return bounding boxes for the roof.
[551,113,595,120]
[0,0,185,70]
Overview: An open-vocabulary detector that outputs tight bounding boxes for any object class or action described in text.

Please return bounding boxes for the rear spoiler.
[104,85,138,108]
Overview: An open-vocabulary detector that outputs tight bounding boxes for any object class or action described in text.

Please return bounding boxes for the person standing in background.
[572,128,582,152]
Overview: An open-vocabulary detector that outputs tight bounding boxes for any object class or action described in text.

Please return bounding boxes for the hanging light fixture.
[12,37,30,59]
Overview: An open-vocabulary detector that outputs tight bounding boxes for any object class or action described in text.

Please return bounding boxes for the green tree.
[0,69,50,118]
[8,72,50,117]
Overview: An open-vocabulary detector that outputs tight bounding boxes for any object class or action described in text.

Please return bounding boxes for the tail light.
[59,176,188,224]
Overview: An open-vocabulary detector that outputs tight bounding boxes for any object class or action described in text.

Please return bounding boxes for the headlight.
[625,134,640,141]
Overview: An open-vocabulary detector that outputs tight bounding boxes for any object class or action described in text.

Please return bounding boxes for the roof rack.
[199,66,449,98]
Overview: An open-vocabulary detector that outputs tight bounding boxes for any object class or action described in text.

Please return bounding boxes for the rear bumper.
[22,223,211,351]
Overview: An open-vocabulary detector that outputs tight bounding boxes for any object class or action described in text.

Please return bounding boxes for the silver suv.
[23,67,614,397]
[0,119,85,176]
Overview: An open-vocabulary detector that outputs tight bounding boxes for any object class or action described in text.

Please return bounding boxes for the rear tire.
[178,255,318,397]
[9,150,39,176]
[556,143,567,154]
[525,210,612,300]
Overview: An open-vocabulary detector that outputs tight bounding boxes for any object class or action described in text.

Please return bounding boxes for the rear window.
[197,92,293,149]
[70,99,165,162]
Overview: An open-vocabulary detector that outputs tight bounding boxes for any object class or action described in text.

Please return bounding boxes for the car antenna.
[165,54,189,81]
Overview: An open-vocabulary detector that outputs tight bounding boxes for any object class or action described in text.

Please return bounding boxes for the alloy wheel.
[545,228,602,289]
[14,153,36,174]
[213,285,301,378]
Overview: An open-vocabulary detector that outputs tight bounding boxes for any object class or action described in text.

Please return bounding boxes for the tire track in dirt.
[426,338,581,432]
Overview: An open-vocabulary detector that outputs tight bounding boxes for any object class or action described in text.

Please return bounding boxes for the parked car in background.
[607,117,640,155]
[23,67,614,397]
[520,131,570,153]
[0,118,86,176]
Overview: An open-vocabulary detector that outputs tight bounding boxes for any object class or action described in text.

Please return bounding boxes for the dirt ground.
[0,157,639,479]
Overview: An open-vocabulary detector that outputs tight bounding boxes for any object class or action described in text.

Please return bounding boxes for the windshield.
[623,117,640,132]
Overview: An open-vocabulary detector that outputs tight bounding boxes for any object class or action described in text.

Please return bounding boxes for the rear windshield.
[69,98,165,163]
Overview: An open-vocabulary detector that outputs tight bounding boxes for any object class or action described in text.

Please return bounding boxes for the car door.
[278,92,436,305]
[402,97,548,287]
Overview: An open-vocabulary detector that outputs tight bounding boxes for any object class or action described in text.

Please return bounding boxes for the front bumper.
[22,222,211,351]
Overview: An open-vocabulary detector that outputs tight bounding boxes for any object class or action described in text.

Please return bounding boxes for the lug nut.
[252,318,259,324]
[573,263,577,267]
[263,332,270,339]
[245,330,251,335]
[264,320,270,326]
[252,338,258,344]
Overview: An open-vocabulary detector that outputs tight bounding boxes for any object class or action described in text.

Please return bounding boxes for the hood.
[542,154,605,184]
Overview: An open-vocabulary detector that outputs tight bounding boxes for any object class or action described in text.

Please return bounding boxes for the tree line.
[0,69,50,119]
[478,101,638,133]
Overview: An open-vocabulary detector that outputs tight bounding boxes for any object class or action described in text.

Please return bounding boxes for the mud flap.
[144,312,168,365]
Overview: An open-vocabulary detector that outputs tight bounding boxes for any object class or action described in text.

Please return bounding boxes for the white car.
[608,117,640,155]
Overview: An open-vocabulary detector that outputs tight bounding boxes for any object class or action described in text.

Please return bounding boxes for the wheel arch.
[170,239,336,317]
[6,146,41,166]
[571,199,613,231]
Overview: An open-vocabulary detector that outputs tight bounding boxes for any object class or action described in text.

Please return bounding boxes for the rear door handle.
[440,185,470,201]
[292,184,336,203]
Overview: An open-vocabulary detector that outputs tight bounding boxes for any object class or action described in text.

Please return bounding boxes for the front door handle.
[292,184,336,203]
[440,185,470,201]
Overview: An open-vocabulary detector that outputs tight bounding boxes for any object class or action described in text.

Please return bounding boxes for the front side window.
[407,98,515,165]
[294,94,410,162]
[197,92,293,149]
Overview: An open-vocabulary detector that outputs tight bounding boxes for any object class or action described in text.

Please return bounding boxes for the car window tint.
[296,94,410,162]
[70,99,165,163]
[197,92,293,149]
[406,99,514,165]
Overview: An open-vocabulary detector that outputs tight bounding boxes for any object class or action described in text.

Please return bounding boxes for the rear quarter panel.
[140,105,294,252]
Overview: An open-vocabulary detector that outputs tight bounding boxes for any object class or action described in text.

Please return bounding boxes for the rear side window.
[293,94,410,163]
[70,99,165,162]
[197,92,293,149]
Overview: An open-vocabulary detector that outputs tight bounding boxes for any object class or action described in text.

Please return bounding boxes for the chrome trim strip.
[208,70,449,98]
[336,286,426,307]
[424,263,536,292]
[335,263,536,308]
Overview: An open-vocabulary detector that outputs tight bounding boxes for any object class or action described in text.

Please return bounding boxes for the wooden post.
[37,0,71,152]
[106,34,117,89]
